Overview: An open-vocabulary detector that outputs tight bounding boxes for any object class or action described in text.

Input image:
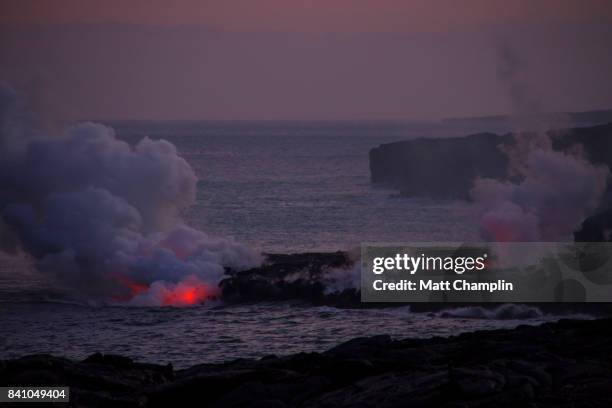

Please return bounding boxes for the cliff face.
[370,133,509,200]
[369,123,612,200]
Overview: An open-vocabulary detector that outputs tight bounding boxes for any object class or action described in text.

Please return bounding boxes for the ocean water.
[114,120,498,252]
[0,302,571,368]
[1,120,582,366]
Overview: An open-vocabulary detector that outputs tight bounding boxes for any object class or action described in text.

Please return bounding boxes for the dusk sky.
[1,0,611,120]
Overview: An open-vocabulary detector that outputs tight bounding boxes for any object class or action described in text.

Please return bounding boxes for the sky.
[1,0,611,120]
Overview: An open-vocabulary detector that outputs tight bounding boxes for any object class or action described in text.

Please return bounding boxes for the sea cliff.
[369,123,612,200]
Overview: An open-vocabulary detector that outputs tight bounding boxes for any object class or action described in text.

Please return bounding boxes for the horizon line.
[82,108,612,124]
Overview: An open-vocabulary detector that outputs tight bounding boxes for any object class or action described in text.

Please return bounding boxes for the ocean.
[1,302,569,368]
[115,120,498,252]
[0,120,584,367]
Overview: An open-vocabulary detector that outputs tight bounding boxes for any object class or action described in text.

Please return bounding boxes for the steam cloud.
[472,147,609,241]
[471,44,609,241]
[0,84,260,305]
[322,262,360,295]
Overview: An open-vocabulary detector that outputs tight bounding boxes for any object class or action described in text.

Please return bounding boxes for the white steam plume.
[322,262,360,295]
[470,44,609,241]
[0,84,260,305]
[472,149,608,241]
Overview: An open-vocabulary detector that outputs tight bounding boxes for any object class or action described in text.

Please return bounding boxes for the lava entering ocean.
[0,83,260,306]
[124,276,216,307]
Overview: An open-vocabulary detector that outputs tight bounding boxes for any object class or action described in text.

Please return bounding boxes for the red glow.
[108,273,149,302]
[484,220,520,242]
[114,274,149,296]
[110,272,213,307]
[161,281,210,306]
[128,282,149,296]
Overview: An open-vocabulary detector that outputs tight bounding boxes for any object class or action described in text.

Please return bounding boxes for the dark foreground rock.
[2,318,612,407]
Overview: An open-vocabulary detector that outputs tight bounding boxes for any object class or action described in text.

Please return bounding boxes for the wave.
[438,304,543,319]
[436,303,595,320]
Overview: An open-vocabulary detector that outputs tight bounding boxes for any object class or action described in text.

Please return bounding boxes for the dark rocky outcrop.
[220,252,359,307]
[369,123,612,200]
[219,252,612,316]
[3,318,612,407]
[370,132,510,199]
[575,209,612,242]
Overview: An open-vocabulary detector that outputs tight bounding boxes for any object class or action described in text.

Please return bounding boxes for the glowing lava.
[160,280,210,306]
[116,275,216,307]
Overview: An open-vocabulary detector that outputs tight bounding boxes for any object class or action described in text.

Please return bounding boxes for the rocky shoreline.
[220,251,612,316]
[220,251,359,307]
[2,318,612,407]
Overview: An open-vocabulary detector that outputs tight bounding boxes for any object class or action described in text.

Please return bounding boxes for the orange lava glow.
[110,272,213,306]
[161,282,210,306]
